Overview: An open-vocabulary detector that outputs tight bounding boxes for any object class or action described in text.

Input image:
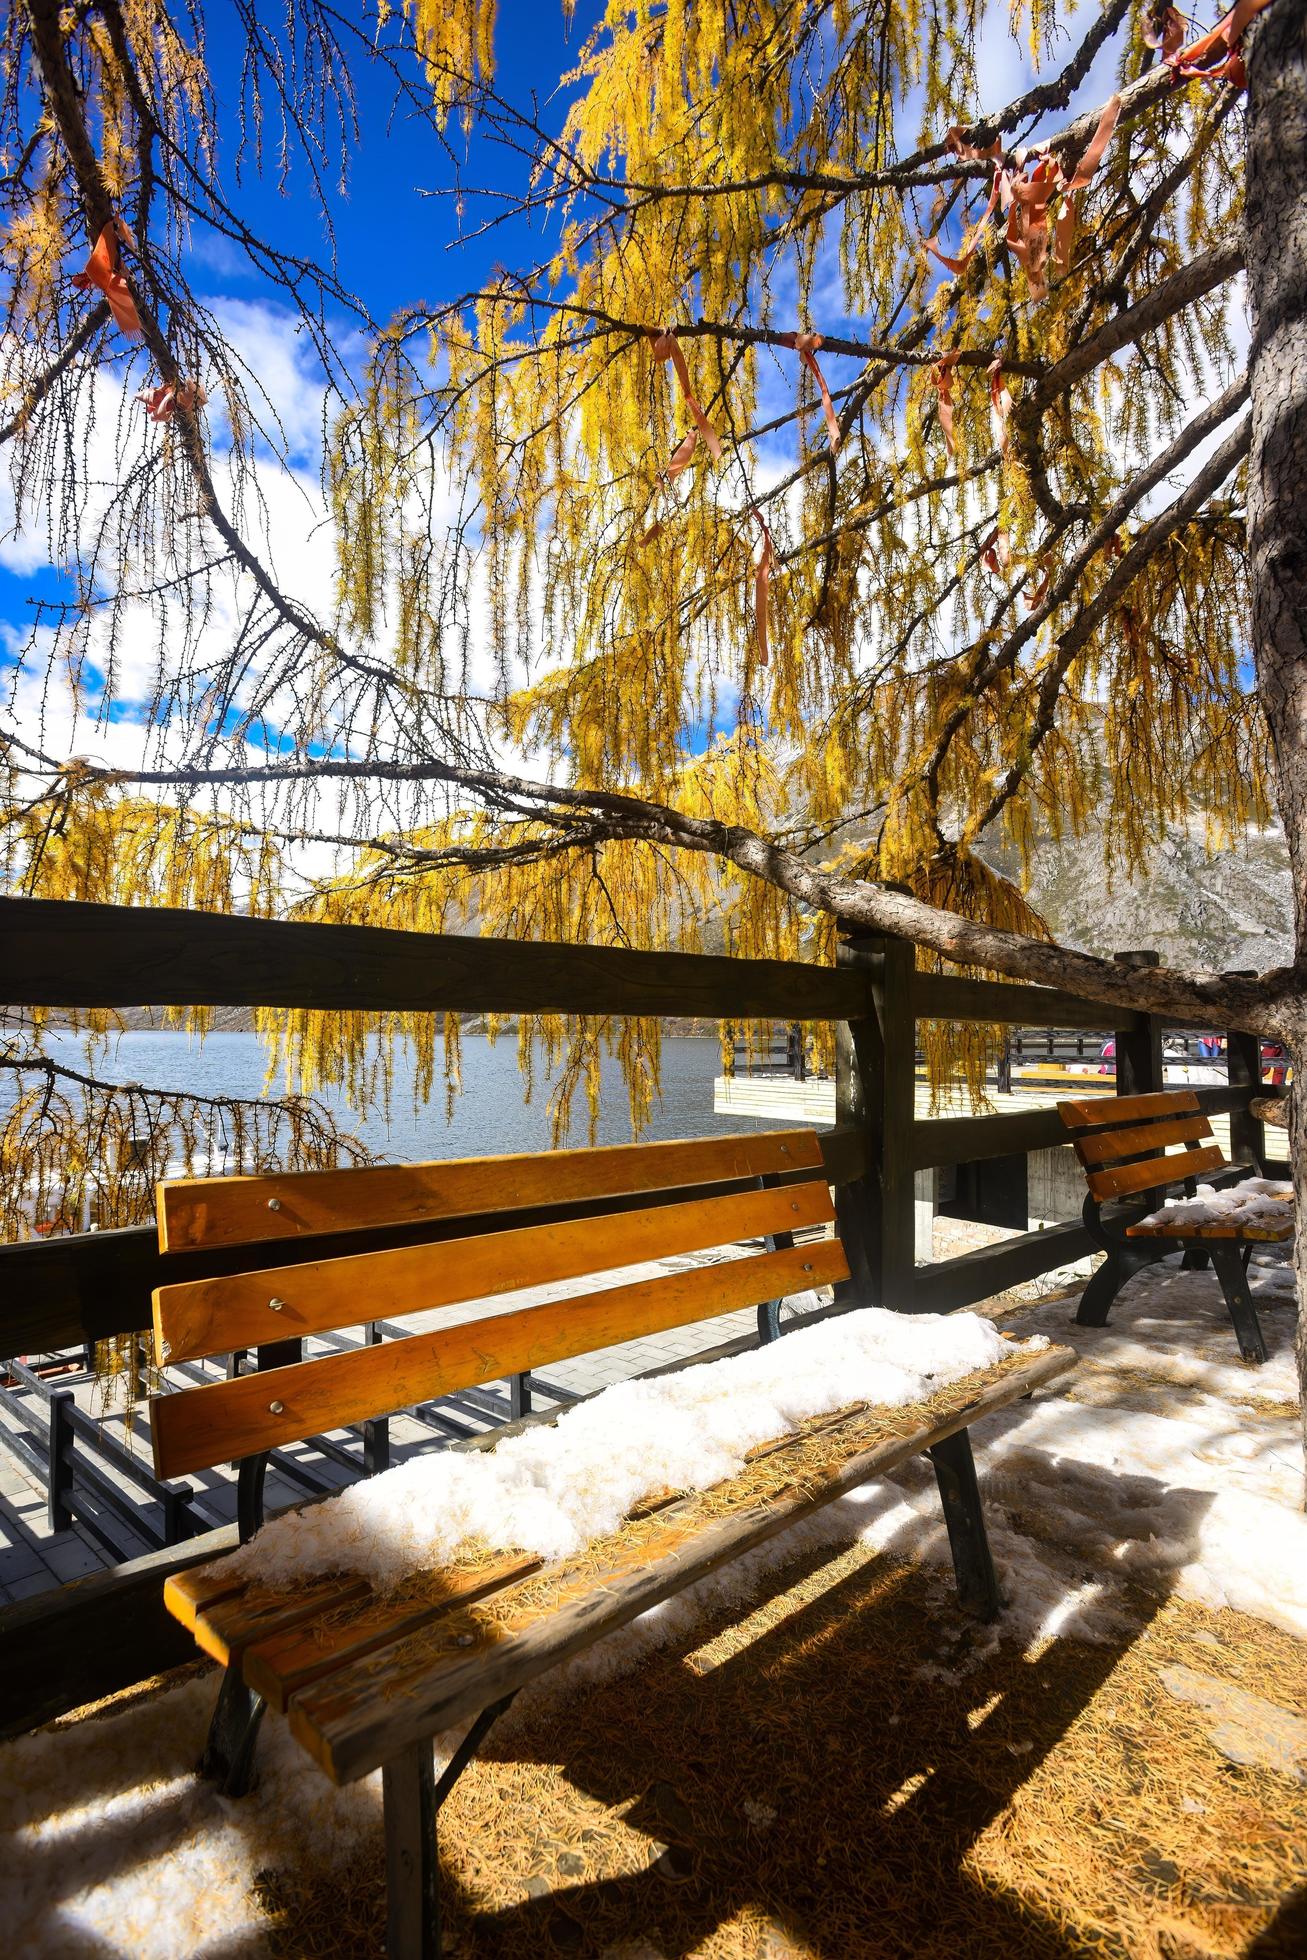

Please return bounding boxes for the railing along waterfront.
[0,895,1287,1738]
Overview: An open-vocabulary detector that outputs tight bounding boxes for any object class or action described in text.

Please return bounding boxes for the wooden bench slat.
[150,1235,851,1479]
[242,1553,545,1712]
[153,1177,836,1364]
[175,1574,374,1667]
[1072,1114,1214,1167]
[1126,1216,1293,1242]
[1058,1089,1201,1130]
[162,1562,253,1631]
[158,1129,825,1252]
[286,1345,1076,1785]
[1085,1142,1227,1201]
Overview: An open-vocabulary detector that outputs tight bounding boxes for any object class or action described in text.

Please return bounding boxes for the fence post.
[834,928,916,1311]
[363,1322,391,1474]
[996,1035,1013,1095]
[1226,1004,1268,1174]
[1112,950,1164,1096]
[161,1484,198,1544]
[47,1389,74,1533]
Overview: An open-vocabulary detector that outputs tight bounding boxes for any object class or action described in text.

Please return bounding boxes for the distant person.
[1196,1033,1223,1059]
[1261,1041,1289,1086]
[1098,1037,1115,1076]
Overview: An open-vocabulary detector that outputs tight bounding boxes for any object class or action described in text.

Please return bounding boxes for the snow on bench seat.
[1130,1177,1295,1240]
[166,1317,1073,1785]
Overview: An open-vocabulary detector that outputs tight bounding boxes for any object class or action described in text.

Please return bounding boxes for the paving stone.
[4,1570,60,1600]
[43,1536,110,1581]
[0,1544,46,1584]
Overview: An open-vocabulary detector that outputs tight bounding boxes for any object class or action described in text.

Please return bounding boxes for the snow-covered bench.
[146,1130,1073,1959]
[1059,1089,1293,1362]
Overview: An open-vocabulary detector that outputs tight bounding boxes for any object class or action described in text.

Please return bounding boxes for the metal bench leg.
[1074,1253,1124,1328]
[385,1740,440,1960]
[1208,1243,1268,1364]
[381,1694,516,1959]
[929,1429,1002,1621]
[199,1666,266,1797]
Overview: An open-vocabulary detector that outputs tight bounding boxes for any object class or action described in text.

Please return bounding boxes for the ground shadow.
[421,1460,1223,1959]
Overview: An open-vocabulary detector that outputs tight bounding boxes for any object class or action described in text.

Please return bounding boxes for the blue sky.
[0,2,600,691]
[195,4,595,323]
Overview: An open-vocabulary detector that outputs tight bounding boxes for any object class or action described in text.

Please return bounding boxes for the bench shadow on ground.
[431,1453,1221,1960]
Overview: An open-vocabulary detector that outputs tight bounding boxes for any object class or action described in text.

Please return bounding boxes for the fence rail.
[832,932,1285,1315]
[0,1356,213,1557]
[1,894,870,1021]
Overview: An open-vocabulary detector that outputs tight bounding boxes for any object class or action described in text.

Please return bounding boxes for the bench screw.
[267,1197,282,1211]
[268,1297,285,1312]
[269,1399,285,1415]
[803,1263,813,1273]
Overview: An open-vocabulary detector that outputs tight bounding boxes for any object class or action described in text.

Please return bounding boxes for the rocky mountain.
[985,818,1294,972]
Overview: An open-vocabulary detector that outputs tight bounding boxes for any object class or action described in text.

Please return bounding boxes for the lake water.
[30,1029,794,1165]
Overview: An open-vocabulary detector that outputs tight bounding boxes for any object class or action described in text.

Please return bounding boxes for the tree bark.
[1246,0,1307,1485]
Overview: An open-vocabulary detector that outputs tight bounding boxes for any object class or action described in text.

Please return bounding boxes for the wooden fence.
[0,895,1287,1735]
[0,894,1286,1347]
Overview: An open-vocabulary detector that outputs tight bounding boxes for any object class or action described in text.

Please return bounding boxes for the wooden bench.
[1058,1090,1292,1362]
[148,1128,1074,1957]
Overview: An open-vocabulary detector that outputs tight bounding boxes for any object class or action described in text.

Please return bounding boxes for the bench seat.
[1125,1206,1293,1242]
[166,1340,1072,1789]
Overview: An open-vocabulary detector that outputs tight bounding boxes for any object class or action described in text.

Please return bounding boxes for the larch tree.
[2,2,1306,1430]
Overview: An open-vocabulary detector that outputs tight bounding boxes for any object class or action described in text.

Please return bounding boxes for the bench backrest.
[147,1129,848,1481]
[1057,1090,1227,1202]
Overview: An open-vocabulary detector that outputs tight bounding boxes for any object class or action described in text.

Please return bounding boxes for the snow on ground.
[2,1254,1305,1955]
[0,1672,384,1959]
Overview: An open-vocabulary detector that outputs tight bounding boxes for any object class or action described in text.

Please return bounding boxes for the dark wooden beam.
[909,1081,1272,1170]
[1113,950,1163,1096]
[0,896,869,1021]
[913,969,1143,1032]
[912,1105,1072,1170]
[833,932,916,1311]
[913,1220,1094,1314]
[0,1524,236,1742]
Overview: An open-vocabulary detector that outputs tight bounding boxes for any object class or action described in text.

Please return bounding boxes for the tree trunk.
[1246,0,1307,1485]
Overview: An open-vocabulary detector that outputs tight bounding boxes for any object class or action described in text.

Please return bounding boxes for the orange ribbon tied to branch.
[1151,0,1273,90]
[648,327,722,478]
[751,507,774,667]
[1003,156,1060,299]
[931,350,961,457]
[137,380,207,424]
[982,526,1012,578]
[72,221,142,338]
[924,141,1003,279]
[924,92,1122,299]
[988,358,1014,460]
[1143,7,1187,61]
[777,331,841,451]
